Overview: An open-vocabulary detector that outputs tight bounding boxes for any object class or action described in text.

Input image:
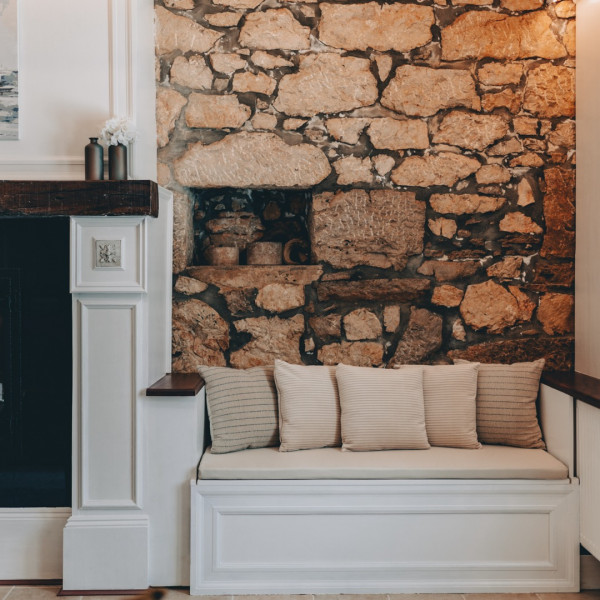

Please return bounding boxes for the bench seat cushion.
[197,444,568,480]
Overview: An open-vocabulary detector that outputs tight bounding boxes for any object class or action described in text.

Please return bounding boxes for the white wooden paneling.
[578,400,600,560]
[192,479,580,594]
[71,217,147,293]
[75,295,144,510]
[0,0,156,181]
[540,384,575,477]
[0,508,70,579]
[144,389,205,586]
[576,0,600,378]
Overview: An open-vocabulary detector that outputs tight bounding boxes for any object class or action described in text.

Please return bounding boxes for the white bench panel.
[191,479,579,595]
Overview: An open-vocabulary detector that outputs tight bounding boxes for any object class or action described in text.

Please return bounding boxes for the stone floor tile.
[4,587,61,600]
[389,595,463,600]
[233,596,312,600]
[313,596,386,600]
[0,588,13,600]
[463,595,538,600]
[537,593,600,600]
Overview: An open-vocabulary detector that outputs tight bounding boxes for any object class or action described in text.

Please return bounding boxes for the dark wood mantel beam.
[0,180,159,217]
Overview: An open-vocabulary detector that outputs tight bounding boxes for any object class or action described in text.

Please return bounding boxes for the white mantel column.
[63,188,173,591]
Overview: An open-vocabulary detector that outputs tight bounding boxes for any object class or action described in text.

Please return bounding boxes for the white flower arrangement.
[100,116,137,146]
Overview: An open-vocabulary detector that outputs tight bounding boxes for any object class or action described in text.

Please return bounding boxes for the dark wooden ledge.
[146,373,204,397]
[542,371,600,410]
[0,180,159,217]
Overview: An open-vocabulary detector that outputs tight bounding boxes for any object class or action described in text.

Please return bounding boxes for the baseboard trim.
[58,589,147,596]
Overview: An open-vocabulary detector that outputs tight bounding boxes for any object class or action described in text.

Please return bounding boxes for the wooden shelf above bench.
[146,373,205,397]
[0,180,159,217]
[542,370,600,410]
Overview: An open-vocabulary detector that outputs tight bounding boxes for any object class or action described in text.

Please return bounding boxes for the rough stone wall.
[155,0,575,371]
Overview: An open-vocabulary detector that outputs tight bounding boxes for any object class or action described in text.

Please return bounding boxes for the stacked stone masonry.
[155,0,575,371]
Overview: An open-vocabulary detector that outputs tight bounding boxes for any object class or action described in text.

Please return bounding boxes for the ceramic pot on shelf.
[108,143,127,180]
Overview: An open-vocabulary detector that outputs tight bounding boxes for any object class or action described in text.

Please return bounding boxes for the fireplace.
[0,218,71,507]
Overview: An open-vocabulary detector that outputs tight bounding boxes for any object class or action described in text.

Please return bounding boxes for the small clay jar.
[246,241,282,265]
[206,246,239,266]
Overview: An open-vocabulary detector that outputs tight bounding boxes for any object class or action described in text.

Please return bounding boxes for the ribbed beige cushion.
[199,365,278,454]
[198,445,568,480]
[455,359,545,449]
[399,364,480,449]
[336,364,429,451]
[274,360,340,452]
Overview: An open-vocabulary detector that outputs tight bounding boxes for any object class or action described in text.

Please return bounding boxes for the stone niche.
[156,0,576,371]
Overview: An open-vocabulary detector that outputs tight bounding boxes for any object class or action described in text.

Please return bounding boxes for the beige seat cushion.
[337,364,429,451]
[198,445,568,480]
[274,360,340,451]
[399,363,480,449]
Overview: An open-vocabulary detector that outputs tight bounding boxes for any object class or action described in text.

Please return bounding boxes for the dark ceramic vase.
[85,138,104,180]
[108,143,127,180]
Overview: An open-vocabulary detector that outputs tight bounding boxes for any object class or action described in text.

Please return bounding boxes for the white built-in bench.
[190,384,580,595]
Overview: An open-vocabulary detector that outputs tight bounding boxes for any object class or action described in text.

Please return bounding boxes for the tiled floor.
[1,590,600,600]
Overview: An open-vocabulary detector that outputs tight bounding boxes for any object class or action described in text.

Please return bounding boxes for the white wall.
[575,0,600,377]
[0,0,156,181]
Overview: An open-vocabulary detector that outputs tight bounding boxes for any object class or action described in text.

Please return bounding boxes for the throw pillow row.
[199,358,545,454]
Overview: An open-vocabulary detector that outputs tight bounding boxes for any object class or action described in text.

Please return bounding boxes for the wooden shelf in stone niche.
[0,180,159,217]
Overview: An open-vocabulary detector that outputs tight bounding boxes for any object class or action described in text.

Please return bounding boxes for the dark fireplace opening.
[192,188,311,266]
[0,218,71,507]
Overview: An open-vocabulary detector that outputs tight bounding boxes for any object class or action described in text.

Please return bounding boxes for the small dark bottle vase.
[108,143,128,180]
[85,137,104,181]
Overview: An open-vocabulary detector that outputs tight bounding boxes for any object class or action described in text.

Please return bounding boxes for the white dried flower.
[100,116,137,146]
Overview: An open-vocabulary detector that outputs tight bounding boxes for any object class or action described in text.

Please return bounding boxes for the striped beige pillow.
[274,360,341,451]
[199,365,278,454]
[336,364,429,451]
[454,359,545,449]
[399,364,481,449]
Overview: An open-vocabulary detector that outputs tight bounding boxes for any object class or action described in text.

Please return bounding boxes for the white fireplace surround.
[0,187,208,591]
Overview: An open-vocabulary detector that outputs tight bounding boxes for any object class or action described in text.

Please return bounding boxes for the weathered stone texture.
[255,283,305,313]
[523,65,575,118]
[429,217,457,238]
[441,12,566,61]
[548,121,575,150]
[460,280,532,333]
[172,300,229,370]
[205,212,263,249]
[481,89,522,113]
[212,0,266,10]
[210,53,247,75]
[230,314,304,368]
[375,55,393,81]
[373,155,396,176]
[311,190,425,270]
[318,342,384,367]
[476,165,510,184]
[432,111,509,151]
[170,55,213,89]
[513,116,539,136]
[382,66,480,117]
[432,285,464,307]
[164,0,194,8]
[384,306,401,333]
[564,20,576,55]
[186,94,250,129]
[390,308,443,365]
[156,88,187,148]
[317,278,431,303]
[318,3,434,52]
[367,118,429,150]
[418,260,480,282]
[449,337,574,371]
[334,156,373,185]
[240,9,311,50]
[430,193,505,214]
[541,168,575,258]
[310,314,341,338]
[172,192,194,273]
[232,71,277,95]
[555,0,576,18]
[251,51,294,69]
[204,12,243,27]
[477,62,523,85]
[274,54,378,117]
[174,132,331,188]
[326,118,370,144]
[538,293,574,334]
[487,256,523,279]
[391,153,480,187]
[499,212,543,234]
[155,6,222,55]
[251,112,278,130]
[517,178,535,206]
[174,276,209,296]
[500,0,543,11]
[344,309,382,341]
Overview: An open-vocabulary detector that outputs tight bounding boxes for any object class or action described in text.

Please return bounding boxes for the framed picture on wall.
[0,0,18,141]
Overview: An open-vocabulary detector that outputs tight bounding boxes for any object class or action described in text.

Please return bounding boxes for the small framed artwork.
[0,0,19,140]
